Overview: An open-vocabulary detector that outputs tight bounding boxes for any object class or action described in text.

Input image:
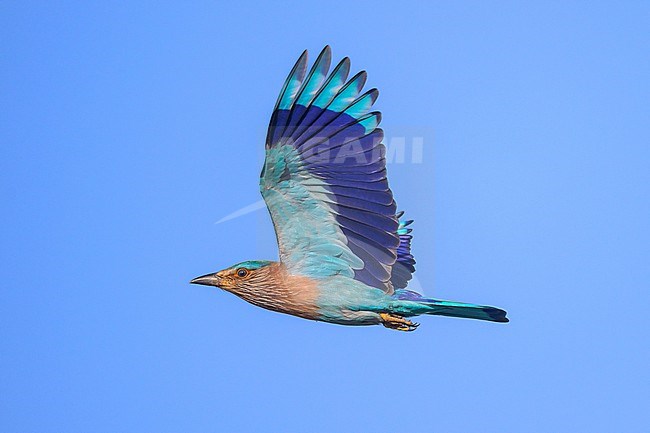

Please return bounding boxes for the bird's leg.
[380,313,419,332]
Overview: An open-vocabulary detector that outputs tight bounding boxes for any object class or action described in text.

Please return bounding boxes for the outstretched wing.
[260,46,401,293]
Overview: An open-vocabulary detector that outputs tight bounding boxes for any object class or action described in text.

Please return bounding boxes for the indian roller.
[191,46,508,331]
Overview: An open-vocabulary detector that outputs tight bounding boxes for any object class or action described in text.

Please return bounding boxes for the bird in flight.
[191,46,508,331]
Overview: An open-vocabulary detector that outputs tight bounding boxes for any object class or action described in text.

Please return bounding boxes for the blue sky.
[2,1,649,432]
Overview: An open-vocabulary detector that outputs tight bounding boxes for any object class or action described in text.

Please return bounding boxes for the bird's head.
[190,260,276,293]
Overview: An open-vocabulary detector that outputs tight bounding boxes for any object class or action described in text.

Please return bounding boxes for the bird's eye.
[236,268,249,278]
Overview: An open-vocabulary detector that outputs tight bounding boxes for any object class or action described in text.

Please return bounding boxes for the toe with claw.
[380,313,420,332]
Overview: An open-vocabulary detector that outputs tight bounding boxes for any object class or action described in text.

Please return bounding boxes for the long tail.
[419,299,509,322]
[393,290,509,323]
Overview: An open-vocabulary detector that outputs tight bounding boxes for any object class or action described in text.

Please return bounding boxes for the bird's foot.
[380,313,419,332]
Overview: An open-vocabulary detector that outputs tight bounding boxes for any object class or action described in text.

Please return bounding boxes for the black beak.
[190,272,221,287]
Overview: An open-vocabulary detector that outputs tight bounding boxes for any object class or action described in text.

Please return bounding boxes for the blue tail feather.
[393,290,508,323]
